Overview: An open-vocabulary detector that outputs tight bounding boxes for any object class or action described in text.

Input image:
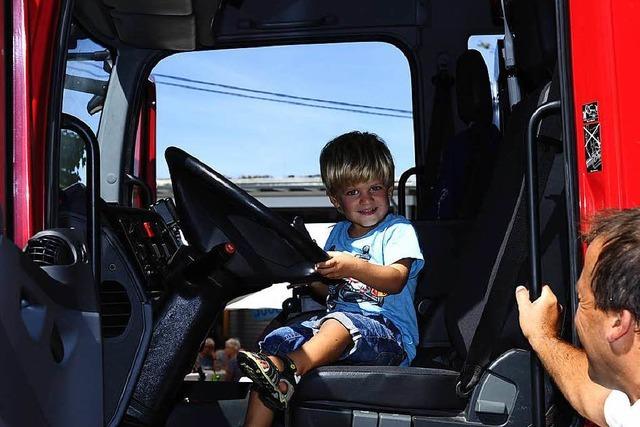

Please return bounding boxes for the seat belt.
[422,61,454,218]
[456,139,559,396]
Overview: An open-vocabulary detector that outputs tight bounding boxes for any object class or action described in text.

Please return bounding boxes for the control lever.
[165,242,236,284]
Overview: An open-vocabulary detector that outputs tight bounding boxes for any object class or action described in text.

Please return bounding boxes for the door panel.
[0,235,103,427]
[568,0,640,220]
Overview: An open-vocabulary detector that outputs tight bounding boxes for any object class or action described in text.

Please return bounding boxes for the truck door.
[567,0,640,215]
[0,1,104,426]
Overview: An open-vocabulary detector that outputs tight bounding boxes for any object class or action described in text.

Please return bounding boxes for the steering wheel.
[165,147,330,289]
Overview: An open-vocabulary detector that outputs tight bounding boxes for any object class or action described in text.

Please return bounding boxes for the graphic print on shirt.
[326,245,388,309]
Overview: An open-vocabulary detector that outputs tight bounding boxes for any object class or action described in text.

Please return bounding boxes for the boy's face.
[329,179,392,237]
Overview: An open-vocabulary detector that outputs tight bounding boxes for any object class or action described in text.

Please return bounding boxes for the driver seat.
[289,4,562,422]
[290,84,562,423]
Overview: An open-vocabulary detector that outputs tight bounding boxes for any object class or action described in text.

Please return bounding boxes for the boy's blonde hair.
[319,131,395,195]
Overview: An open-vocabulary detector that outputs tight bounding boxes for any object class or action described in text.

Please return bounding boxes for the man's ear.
[606,309,634,343]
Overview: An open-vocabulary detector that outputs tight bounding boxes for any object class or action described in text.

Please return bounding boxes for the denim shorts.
[259,311,405,366]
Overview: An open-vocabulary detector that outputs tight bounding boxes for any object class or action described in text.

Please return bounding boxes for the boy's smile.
[329,180,392,238]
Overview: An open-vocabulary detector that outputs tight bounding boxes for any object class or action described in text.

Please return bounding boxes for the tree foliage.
[59,129,87,188]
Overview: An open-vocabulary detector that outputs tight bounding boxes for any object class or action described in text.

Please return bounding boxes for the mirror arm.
[61,113,101,286]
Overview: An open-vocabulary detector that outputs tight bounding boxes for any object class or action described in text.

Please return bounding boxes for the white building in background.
[156,176,416,217]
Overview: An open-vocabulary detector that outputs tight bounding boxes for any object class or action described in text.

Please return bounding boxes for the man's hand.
[515,285,611,427]
[515,285,562,347]
[315,251,360,279]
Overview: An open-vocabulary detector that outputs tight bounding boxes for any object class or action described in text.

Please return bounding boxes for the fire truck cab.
[1,0,638,426]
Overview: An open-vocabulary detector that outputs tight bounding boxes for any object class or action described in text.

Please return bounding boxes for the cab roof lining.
[73,0,509,55]
[75,0,220,51]
[72,0,455,52]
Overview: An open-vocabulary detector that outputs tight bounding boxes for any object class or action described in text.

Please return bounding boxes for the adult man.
[516,209,640,426]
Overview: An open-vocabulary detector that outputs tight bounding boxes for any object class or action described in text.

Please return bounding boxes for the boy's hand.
[315,251,360,279]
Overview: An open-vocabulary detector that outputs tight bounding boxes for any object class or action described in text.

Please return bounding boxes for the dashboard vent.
[100,281,131,338]
[25,235,75,266]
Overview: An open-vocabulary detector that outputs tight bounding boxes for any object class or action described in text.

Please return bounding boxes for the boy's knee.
[319,319,352,344]
[320,318,348,333]
[260,326,303,356]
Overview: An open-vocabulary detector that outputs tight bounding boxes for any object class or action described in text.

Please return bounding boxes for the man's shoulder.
[604,390,640,426]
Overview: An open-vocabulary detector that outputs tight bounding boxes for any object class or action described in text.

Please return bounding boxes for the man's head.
[224,338,241,358]
[319,131,395,236]
[577,209,640,390]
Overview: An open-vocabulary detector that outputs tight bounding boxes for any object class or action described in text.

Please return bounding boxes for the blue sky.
[65,38,499,181]
[151,42,414,179]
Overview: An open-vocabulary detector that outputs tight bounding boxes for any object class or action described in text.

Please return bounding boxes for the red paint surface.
[12,0,60,247]
[133,78,157,207]
[569,0,640,228]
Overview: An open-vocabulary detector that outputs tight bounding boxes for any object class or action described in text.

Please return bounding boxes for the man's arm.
[515,286,610,426]
[315,252,411,294]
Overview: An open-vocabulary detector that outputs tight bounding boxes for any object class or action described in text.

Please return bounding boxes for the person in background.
[211,350,228,381]
[224,338,242,382]
[194,337,215,371]
[516,209,640,426]
[215,349,229,370]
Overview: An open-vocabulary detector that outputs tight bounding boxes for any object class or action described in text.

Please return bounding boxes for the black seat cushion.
[293,366,465,412]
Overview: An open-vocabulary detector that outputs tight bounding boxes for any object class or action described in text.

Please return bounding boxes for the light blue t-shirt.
[324,213,425,365]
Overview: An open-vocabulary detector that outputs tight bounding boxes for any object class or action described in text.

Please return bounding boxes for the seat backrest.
[413,221,470,296]
[442,0,563,361]
[431,50,501,220]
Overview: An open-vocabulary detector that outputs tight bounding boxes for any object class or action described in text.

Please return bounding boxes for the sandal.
[238,351,297,410]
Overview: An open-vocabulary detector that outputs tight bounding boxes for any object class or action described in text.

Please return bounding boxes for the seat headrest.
[507,0,557,93]
[455,50,493,125]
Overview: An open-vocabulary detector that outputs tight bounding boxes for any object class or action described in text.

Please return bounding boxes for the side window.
[468,35,503,128]
[60,25,112,188]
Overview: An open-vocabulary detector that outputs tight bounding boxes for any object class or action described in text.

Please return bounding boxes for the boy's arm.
[315,252,412,294]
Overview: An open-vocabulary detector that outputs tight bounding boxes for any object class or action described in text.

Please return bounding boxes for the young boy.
[238,131,424,426]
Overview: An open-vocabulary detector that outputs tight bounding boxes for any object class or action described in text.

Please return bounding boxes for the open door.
[0,232,103,427]
[1,2,104,424]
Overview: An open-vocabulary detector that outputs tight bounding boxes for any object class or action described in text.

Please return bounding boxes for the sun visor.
[110,11,196,50]
[103,0,193,16]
